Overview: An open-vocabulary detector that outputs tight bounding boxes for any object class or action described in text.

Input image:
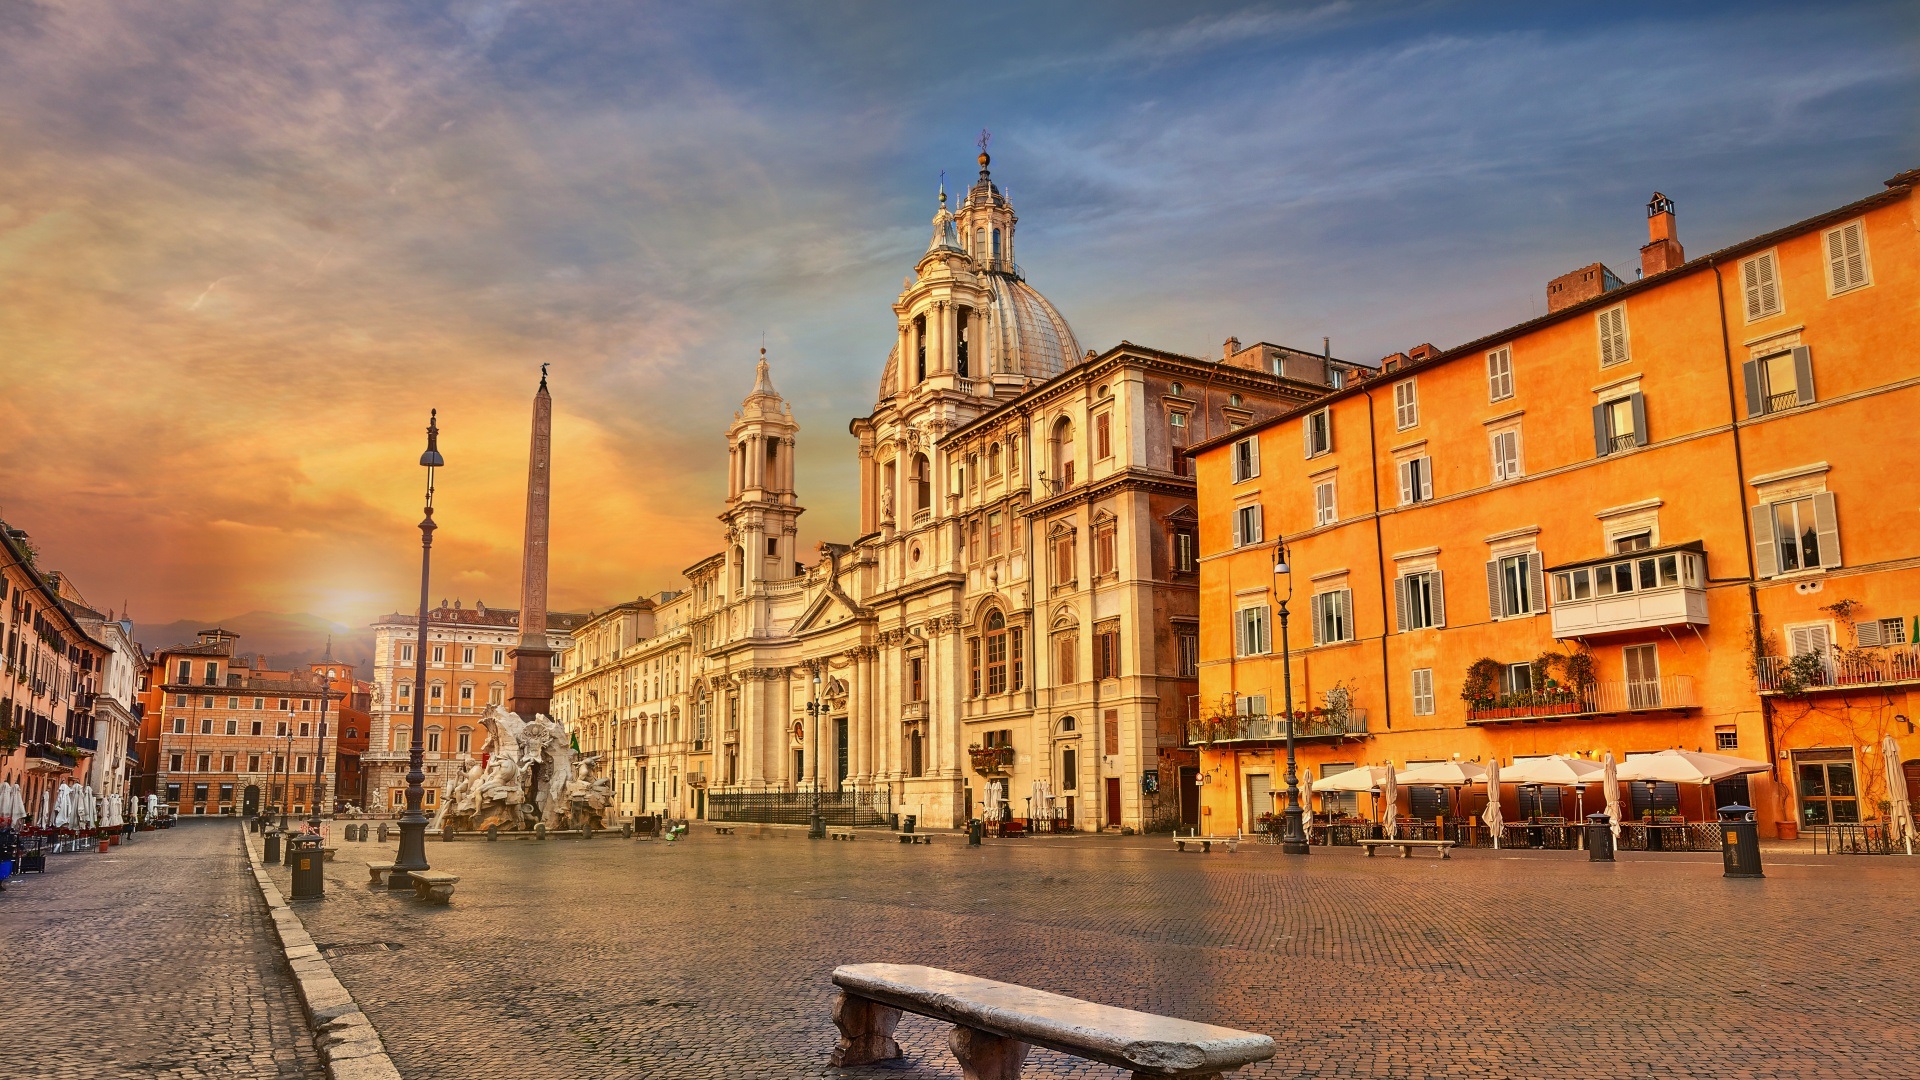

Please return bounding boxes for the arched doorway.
[243,784,260,817]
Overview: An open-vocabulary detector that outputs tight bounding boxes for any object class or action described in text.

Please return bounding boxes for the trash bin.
[1586,813,1614,862]
[901,815,916,835]
[249,816,261,834]
[1718,803,1763,878]
[967,819,983,847]
[263,831,281,864]
[289,834,325,901]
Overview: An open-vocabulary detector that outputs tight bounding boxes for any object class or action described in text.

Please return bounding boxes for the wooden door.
[1105,777,1121,827]
[1178,766,1200,826]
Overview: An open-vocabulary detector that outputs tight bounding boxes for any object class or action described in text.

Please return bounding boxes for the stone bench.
[366,862,397,885]
[896,832,931,845]
[1358,838,1456,859]
[1172,834,1240,854]
[410,870,460,905]
[829,829,857,841]
[830,963,1274,1080]
[712,826,735,836]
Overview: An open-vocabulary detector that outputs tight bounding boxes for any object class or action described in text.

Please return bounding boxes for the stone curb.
[241,828,405,1080]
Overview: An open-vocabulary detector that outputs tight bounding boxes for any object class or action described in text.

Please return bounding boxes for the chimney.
[1640,192,1684,278]
[1546,262,1624,313]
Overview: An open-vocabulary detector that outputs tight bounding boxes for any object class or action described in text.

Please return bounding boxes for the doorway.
[1105,777,1122,828]
[242,784,260,817]
[1178,766,1199,827]
[1247,774,1273,834]
[833,716,849,789]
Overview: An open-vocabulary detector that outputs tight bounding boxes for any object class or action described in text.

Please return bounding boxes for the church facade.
[578,150,1351,830]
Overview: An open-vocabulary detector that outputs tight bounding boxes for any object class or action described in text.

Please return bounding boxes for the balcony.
[1466,676,1696,725]
[969,744,1016,776]
[1757,645,1920,695]
[1548,543,1708,639]
[1188,710,1370,746]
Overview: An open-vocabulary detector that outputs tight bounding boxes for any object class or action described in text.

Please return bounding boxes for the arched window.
[733,546,746,594]
[1059,715,1076,733]
[914,314,928,382]
[975,227,986,255]
[956,307,971,378]
[984,610,1009,695]
[987,443,1001,478]
[1052,417,1076,489]
[991,228,1001,259]
[911,454,931,513]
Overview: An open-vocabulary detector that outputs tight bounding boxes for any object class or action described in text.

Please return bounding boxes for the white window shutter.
[1251,506,1264,545]
[1398,461,1413,505]
[1598,310,1617,366]
[1857,620,1884,648]
[1828,222,1867,292]
[1431,569,1446,627]
[1485,559,1503,619]
[1323,412,1332,454]
[1527,553,1546,613]
[1792,346,1815,406]
[1751,504,1777,578]
[1230,509,1242,548]
[1337,590,1353,641]
[1304,420,1314,459]
[1248,435,1259,479]
[1309,595,1324,646]
[1419,457,1433,501]
[1755,253,1780,317]
[1812,492,1842,569]
[1742,256,1762,320]
[1789,623,1830,659]
[1489,433,1503,480]
[1234,610,1247,656]
[1393,576,1409,633]
[1742,359,1764,417]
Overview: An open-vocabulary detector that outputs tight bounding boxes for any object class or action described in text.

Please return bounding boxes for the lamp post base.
[393,815,430,882]
[1280,808,1311,855]
[808,813,826,839]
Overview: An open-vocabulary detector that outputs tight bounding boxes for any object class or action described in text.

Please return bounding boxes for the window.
[460,684,474,708]
[1393,379,1419,429]
[1310,590,1353,645]
[1410,669,1435,716]
[426,727,441,752]
[1303,409,1331,458]
[1103,709,1120,756]
[204,661,219,685]
[493,648,505,665]
[908,655,925,701]
[278,699,289,711]
[1060,746,1076,790]
[1177,628,1199,678]
[400,644,413,662]
[1613,531,1652,553]
[1094,622,1121,680]
[250,720,261,736]
[172,717,185,734]
[1172,526,1196,573]
[1490,429,1521,482]
[1329,368,1345,389]
[1052,531,1075,584]
[1796,752,1859,826]
[1397,456,1433,505]
[276,721,288,737]
[176,660,190,683]
[1167,413,1190,475]
[1824,221,1870,295]
[227,697,238,710]
[299,722,310,737]
[1592,393,1646,455]
[224,719,237,735]
[1742,347,1813,416]
[462,646,475,665]
[248,754,260,772]
[1231,504,1263,548]
[1756,494,1840,576]
[968,638,981,697]
[1623,644,1661,708]
[1487,552,1543,619]
[1856,617,1907,647]
[1094,412,1112,459]
[1597,306,1630,367]
[252,697,263,710]
[431,645,444,664]
[197,754,210,772]
[1231,436,1260,482]
[398,683,411,702]
[429,683,443,704]
[1741,250,1782,321]
[1094,519,1116,576]
[1394,571,1445,631]
[911,454,931,513]
[1054,634,1077,684]
[984,611,1010,695]
[170,753,183,772]
[1502,664,1533,696]
[222,754,234,772]
[1486,347,1514,401]
[200,717,212,734]
[1313,480,1336,527]
[1235,606,1270,657]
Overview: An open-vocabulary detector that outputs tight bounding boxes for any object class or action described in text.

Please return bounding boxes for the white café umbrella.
[1615,749,1772,821]
[53,783,73,829]
[1602,752,1623,845]
[1312,765,1394,792]
[1504,755,1608,821]
[1299,769,1314,825]
[147,794,160,820]
[1481,760,1504,849]
[1882,734,1913,856]
[1397,760,1485,823]
[983,780,1002,820]
[1380,762,1399,840]
[40,786,52,827]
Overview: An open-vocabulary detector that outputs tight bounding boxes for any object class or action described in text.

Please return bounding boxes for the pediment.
[792,584,863,634]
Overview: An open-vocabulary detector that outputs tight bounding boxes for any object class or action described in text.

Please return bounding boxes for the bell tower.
[723,348,804,590]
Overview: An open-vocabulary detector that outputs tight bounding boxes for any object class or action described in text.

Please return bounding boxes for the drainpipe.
[1713,259,1780,803]
[1363,385,1394,732]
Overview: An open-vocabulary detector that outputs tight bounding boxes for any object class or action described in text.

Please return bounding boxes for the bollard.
[1586,813,1614,862]
[535,822,547,841]
[487,824,499,842]
[967,819,983,847]
[621,821,632,839]
[378,822,391,844]
[263,831,281,864]
[902,814,916,835]
[1718,803,1764,878]
[442,823,456,843]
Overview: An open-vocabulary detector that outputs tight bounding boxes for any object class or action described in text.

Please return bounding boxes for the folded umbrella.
[1481,760,1504,849]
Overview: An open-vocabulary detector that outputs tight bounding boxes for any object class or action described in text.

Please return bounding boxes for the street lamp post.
[392,410,444,883]
[279,724,295,831]
[1275,542,1310,856]
[308,644,334,836]
[806,669,825,838]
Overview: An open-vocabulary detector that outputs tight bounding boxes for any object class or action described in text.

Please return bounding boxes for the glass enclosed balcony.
[1547,542,1708,638]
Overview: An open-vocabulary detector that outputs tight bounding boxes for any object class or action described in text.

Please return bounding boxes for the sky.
[0,0,1914,643]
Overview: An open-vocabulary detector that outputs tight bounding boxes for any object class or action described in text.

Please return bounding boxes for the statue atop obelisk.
[508,365,556,718]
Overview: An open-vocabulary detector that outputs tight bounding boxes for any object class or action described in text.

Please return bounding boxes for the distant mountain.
[134,611,377,676]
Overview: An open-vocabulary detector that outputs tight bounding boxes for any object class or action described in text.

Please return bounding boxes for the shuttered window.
[1591,393,1648,456]
[1410,668,1436,715]
[1394,571,1444,631]
[1856,617,1906,647]
[1397,456,1433,505]
[1487,553,1544,619]
[1232,436,1260,482]
[1231,504,1263,548]
[1313,480,1337,526]
[1235,607,1270,657]
[1490,429,1521,482]
[1756,493,1841,576]
[1303,409,1332,457]
[1824,220,1870,295]
[1486,347,1514,401]
[1742,347,1814,417]
[1597,306,1630,367]
[1741,251,1782,321]
[1310,590,1353,645]
[1393,379,1419,430]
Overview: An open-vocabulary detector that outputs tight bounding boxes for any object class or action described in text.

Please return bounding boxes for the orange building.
[136,631,349,817]
[1189,169,1920,841]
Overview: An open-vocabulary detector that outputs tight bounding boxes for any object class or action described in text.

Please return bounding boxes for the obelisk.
[508,366,556,718]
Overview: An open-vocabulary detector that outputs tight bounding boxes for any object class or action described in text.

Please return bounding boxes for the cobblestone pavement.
[0,820,323,1079]
[278,828,1918,1079]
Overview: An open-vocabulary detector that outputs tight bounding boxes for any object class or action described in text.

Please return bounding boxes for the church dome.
[980,272,1079,381]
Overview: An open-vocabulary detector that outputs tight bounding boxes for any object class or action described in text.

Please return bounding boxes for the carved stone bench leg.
[948,1025,1029,1080]
[828,992,901,1067]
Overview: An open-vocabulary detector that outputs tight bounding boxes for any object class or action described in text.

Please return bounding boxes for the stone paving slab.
[279,830,1920,1079]
[0,821,323,1080]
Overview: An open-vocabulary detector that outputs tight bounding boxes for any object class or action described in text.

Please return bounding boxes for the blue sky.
[0,0,1913,626]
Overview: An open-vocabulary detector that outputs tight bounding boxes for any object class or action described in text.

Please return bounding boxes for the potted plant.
[1462,658,1502,718]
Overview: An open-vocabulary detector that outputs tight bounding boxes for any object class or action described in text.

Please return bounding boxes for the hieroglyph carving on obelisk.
[508,366,556,718]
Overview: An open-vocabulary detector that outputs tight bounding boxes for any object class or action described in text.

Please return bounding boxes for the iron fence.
[1815,823,1910,855]
[707,789,893,827]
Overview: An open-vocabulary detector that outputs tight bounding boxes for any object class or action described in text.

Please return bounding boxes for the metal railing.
[707,789,892,827]
[1764,389,1800,414]
[1188,710,1369,745]
[1466,676,1695,722]
[1756,646,1920,693]
[1814,822,1910,855]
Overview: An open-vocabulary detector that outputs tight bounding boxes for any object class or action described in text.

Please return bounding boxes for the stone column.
[943,301,958,375]
[740,677,765,789]
[897,323,911,393]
